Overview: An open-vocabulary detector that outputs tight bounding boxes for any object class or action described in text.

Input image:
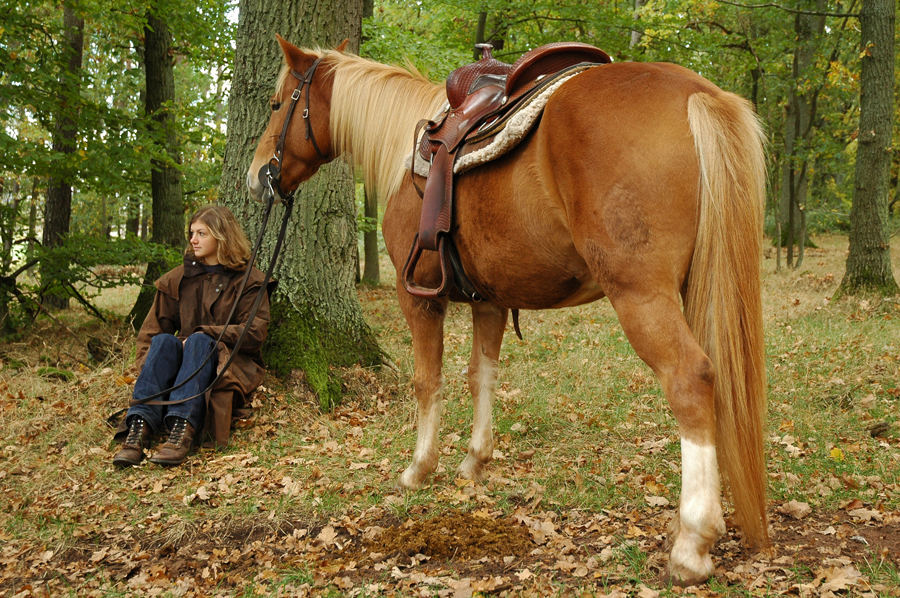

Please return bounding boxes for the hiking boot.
[113,416,151,467]
[149,418,195,466]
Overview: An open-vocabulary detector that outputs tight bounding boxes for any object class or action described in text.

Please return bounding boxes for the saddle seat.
[403,42,612,303]
[431,42,612,156]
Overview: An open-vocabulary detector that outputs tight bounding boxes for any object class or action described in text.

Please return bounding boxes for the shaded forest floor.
[1,234,898,597]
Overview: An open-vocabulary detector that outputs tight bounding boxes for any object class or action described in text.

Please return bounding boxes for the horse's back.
[388,60,744,309]
[445,62,716,307]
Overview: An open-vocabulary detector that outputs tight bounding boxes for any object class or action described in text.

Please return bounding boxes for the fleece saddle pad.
[408,64,595,179]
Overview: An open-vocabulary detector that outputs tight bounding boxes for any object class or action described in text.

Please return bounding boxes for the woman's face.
[189,221,219,265]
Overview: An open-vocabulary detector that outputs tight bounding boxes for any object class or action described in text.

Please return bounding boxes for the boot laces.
[168,418,188,445]
[125,418,145,446]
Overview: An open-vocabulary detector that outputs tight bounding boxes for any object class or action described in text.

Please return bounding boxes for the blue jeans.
[127,333,217,434]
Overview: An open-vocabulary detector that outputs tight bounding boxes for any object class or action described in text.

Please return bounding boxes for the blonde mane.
[322,52,446,201]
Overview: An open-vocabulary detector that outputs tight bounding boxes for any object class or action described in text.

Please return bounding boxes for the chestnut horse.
[247,37,767,584]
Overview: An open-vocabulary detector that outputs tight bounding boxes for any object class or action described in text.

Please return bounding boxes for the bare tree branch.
[715,0,859,17]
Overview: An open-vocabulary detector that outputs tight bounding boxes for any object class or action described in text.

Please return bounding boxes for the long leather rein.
[109,56,326,421]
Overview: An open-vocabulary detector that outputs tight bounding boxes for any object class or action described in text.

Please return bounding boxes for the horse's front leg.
[458,301,508,482]
[397,289,448,489]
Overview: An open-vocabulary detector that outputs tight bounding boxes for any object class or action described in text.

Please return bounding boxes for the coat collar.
[183,255,231,278]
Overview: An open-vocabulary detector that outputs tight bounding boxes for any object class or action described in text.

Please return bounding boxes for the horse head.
[246,36,348,201]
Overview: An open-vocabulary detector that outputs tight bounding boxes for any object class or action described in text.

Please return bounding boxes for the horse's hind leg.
[608,290,725,585]
[397,290,448,489]
[458,302,508,482]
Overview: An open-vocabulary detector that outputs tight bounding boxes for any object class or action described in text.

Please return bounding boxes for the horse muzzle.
[247,162,280,202]
[246,167,264,201]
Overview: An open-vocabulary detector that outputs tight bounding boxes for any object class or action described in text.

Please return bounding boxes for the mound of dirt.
[362,510,535,561]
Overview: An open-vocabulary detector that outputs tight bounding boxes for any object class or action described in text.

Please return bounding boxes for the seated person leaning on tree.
[112,205,270,468]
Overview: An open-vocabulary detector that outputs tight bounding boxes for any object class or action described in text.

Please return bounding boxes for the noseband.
[261,55,328,200]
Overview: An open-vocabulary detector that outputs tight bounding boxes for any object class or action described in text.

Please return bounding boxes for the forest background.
[0,0,899,595]
[1,0,898,325]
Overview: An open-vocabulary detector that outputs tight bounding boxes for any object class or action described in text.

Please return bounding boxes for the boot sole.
[148,453,192,466]
[148,457,186,466]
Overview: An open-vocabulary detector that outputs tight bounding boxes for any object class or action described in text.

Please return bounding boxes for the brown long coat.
[117,257,271,447]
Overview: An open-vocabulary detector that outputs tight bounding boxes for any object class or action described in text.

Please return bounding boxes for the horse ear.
[275,33,292,52]
[335,38,349,52]
[276,34,307,69]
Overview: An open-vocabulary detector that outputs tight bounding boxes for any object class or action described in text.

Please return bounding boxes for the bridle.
[261,55,328,201]
[109,55,329,422]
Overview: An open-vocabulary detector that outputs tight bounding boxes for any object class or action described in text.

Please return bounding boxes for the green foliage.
[362,9,470,78]
[363,0,888,245]
[0,232,179,334]
[36,233,181,295]
[0,0,233,251]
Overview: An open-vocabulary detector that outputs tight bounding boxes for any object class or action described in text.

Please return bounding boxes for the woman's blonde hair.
[186,205,252,270]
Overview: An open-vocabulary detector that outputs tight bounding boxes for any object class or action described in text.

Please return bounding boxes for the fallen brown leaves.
[3,456,899,598]
[2,238,899,596]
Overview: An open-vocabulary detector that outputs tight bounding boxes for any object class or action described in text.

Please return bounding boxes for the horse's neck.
[330,58,445,200]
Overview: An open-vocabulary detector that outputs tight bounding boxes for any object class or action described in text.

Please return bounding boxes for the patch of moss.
[262,297,383,410]
[37,367,75,381]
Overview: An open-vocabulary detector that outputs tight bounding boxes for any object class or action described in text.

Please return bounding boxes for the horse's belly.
[454,172,603,308]
[549,279,605,307]
[463,255,605,309]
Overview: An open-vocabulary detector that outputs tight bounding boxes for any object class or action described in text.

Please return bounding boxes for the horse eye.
[270,101,282,111]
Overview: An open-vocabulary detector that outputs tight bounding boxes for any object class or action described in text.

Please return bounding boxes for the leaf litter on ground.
[1,236,899,596]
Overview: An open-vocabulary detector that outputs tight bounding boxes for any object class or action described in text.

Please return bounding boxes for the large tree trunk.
[128,9,185,328]
[41,3,84,309]
[362,188,380,284]
[838,0,898,295]
[630,0,646,49]
[779,2,825,268]
[220,0,380,410]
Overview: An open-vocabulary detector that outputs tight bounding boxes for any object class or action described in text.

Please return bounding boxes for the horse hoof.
[457,456,487,482]
[398,466,427,490]
[667,546,714,586]
[666,565,713,587]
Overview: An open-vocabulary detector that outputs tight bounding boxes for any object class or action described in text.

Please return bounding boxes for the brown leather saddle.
[402,42,611,304]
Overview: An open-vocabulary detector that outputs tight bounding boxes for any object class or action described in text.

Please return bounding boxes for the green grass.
[0,235,897,595]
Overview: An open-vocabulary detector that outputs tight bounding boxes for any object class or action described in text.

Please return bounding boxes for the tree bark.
[0,179,20,274]
[27,179,39,262]
[128,9,185,328]
[838,0,898,295]
[630,0,646,49]
[220,0,381,410]
[125,196,141,238]
[474,11,488,58]
[42,3,84,309]
[779,2,825,268]
[362,187,380,284]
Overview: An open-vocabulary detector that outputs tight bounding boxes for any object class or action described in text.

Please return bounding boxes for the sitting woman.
[113,205,270,467]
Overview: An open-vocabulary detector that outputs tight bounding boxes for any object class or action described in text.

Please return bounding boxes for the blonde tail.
[685,91,769,546]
